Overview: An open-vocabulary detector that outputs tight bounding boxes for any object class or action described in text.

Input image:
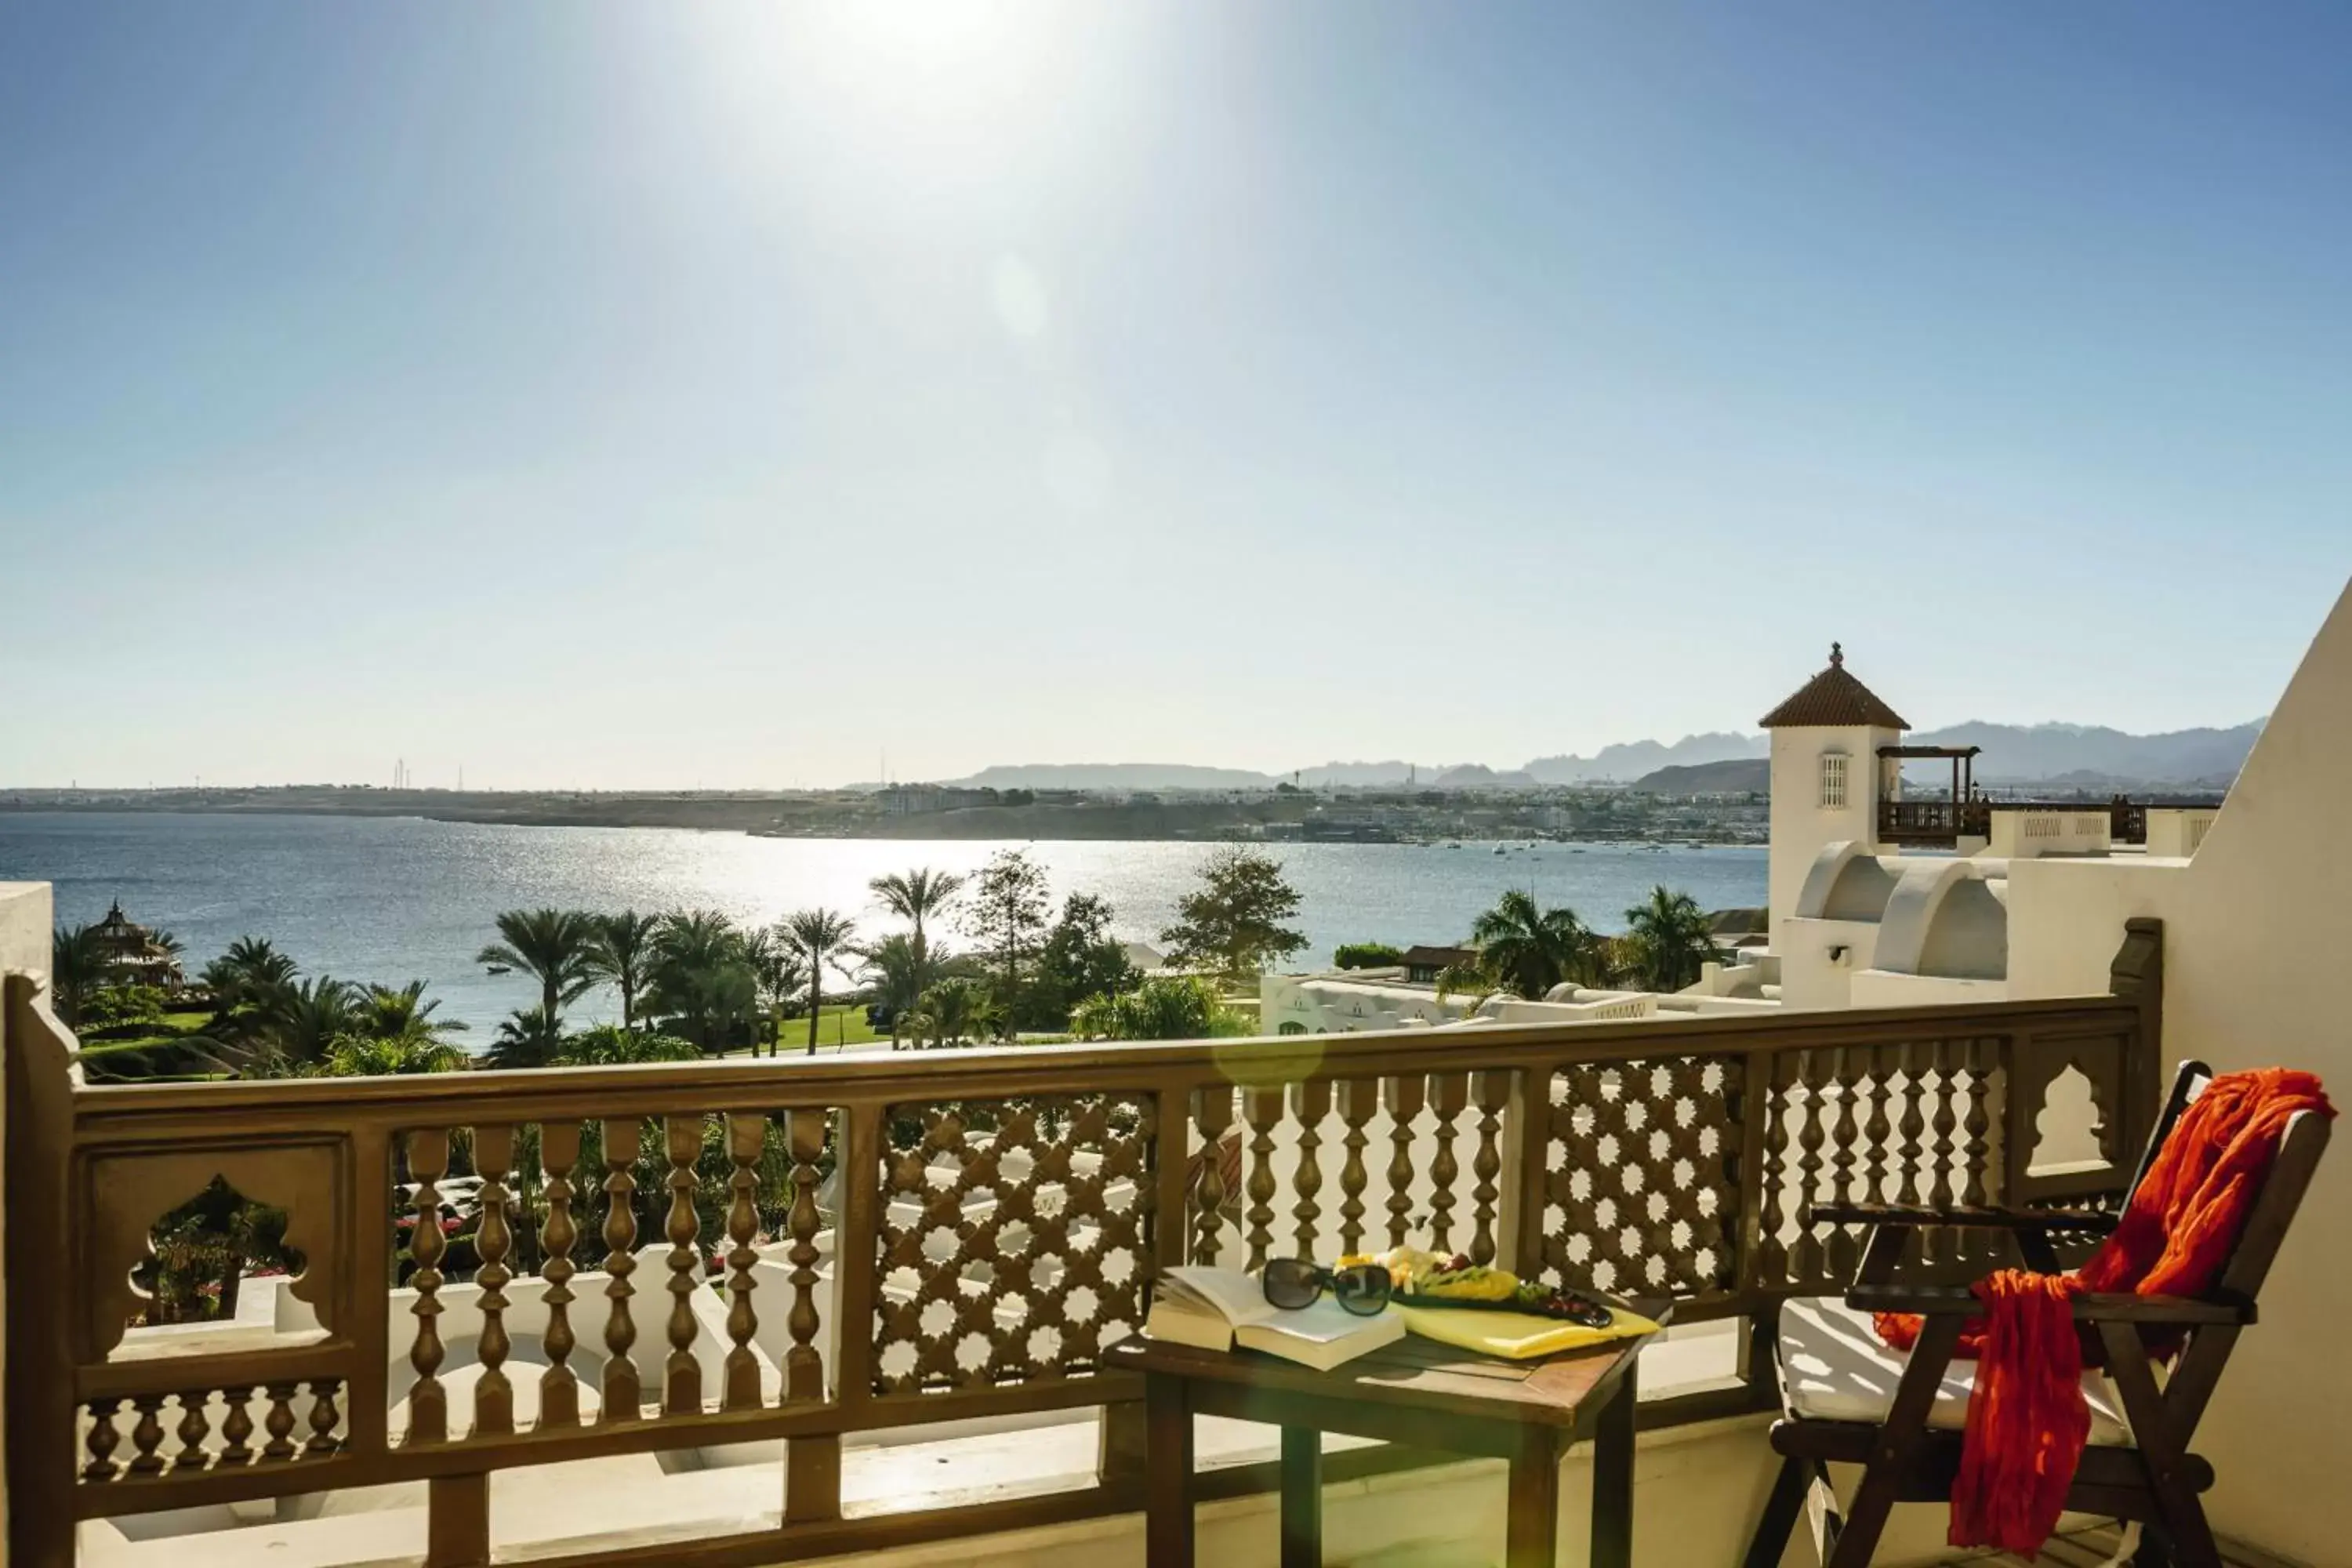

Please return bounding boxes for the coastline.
[0,789,1770,844]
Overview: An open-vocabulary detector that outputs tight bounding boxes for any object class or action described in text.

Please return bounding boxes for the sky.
[2,2,2347,790]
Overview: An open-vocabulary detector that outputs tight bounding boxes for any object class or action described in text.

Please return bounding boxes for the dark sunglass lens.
[1333,1264,1392,1315]
[1261,1258,1320,1309]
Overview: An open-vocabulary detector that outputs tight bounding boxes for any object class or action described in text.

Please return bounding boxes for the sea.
[0,812,1767,1034]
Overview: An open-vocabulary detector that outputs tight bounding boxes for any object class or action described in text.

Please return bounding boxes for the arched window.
[1277,1022,1307,1036]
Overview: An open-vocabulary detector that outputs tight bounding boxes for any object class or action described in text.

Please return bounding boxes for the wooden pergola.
[1878,743,1980,805]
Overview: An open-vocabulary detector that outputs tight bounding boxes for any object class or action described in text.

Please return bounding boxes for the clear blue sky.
[3,2,2345,789]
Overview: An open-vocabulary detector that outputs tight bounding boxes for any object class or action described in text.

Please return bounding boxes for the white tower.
[1761,643,1908,952]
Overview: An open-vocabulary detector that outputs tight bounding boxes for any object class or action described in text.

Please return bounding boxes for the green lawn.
[737,1004,885,1055]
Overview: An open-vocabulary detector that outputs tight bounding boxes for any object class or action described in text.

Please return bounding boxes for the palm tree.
[554,1024,700,1067]
[869,867,965,975]
[260,975,360,1067]
[905,977,996,1049]
[486,1005,566,1070]
[354,981,470,1049]
[476,909,602,1025]
[325,1033,470,1077]
[203,937,298,1020]
[785,907,858,1056]
[1621,886,1722,993]
[49,924,108,1028]
[854,932,927,1049]
[589,911,663,1030]
[647,911,757,1052]
[743,927,809,1058]
[1436,890,1607,1002]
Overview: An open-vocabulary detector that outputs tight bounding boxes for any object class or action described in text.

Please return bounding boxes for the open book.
[1145,1266,1405,1371]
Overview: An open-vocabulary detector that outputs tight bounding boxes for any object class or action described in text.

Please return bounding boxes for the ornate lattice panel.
[873,1094,1156,1396]
[1539,1056,1742,1298]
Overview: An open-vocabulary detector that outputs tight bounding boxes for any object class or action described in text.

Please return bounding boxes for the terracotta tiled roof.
[1759,644,1910,730]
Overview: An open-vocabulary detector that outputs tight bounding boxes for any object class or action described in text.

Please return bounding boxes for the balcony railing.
[1878,797,2151,846]
[1,923,2165,1568]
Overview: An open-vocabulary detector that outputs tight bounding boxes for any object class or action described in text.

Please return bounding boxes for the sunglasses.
[1261,1258,1393,1316]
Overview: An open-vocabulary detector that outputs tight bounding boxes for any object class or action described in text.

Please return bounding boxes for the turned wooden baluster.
[785,1109,826,1402]
[218,1388,255,1466]
[1757,1051,1797,1284]
[1861,1045,1895,1209]
[664,1115,706,1414]
[127,1395,167,1475]
[1289,1079,1332,1261]
[1927,1038,1965,1266]
[1189,1087,1233,1265]
[722,1112,765,1411]
[1825,1049,1864,1279]
[1890,1042,1929,1268]
[1468,1071,1511,1267]
[306,1380,342,1457]
[174,1390,211,1472]
[1425,1073,1468,1254]
[1793,1051,1831,1283]
[1957,1044,1994,1279]
[471,1123,517,1437]
[261,1382,300,1461]
[1241,1084,1284,1269]
[84,1399,122,1481]
[538,1122,584,1427]
[405,1128,452,1444]
[600,1118,644,1422]
[1962,1037,1995,1206]
[1383,1074,1426,1250]
[1896,1042,1930,1207]
[1336,1079,1378,1256]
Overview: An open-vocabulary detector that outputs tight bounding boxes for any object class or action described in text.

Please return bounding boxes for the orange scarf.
[1874,1067,2333,1553]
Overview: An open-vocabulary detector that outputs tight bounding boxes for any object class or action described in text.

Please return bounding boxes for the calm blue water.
[0,813,1766,1033]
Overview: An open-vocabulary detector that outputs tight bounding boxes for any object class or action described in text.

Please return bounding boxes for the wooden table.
[1106,1302,1668,1568]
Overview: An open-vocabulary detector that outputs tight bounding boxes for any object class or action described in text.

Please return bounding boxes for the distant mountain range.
[1628,758,1772,793]
[942,720,2264,795]
[1524,731,1766,784]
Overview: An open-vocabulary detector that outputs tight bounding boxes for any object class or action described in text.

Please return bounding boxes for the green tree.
[324,1033,471,1077]
[1436,890,1607,1001]
[905,977,997,1049]
[554,1024,701,1066]
[1160,846,1307,985]
[49,924,109,1028]
[743,926,810,1057]
[1333,942,1405,971]
[853,931,928,1049]
[476,909,603,1025]
[647,910,757,1051]
[353,981,470,1050]
[201,936,298,1024]
[487,1005,566,1069]
[869,866,965,982]
[1029,892,1140,1029]
[964,848,1051,1034]
[784,907,858,1056]
[1069,975,1246,1041]
[589,910,664,1030]
[1620,886,1722,993]
[259,975,361,1067]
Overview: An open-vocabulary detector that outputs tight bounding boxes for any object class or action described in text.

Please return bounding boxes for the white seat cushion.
[1777,1296,2133,1447]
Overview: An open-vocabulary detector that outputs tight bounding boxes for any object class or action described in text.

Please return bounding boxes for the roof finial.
[1829,641,1844,668]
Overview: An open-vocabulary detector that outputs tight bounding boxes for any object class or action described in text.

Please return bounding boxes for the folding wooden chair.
[1744,1060,2332,1568]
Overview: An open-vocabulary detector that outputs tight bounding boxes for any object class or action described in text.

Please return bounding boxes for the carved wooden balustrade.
[2,922,2163,1568]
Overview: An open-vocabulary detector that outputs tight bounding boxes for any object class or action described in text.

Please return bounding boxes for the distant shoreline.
[0,792,1777,845]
